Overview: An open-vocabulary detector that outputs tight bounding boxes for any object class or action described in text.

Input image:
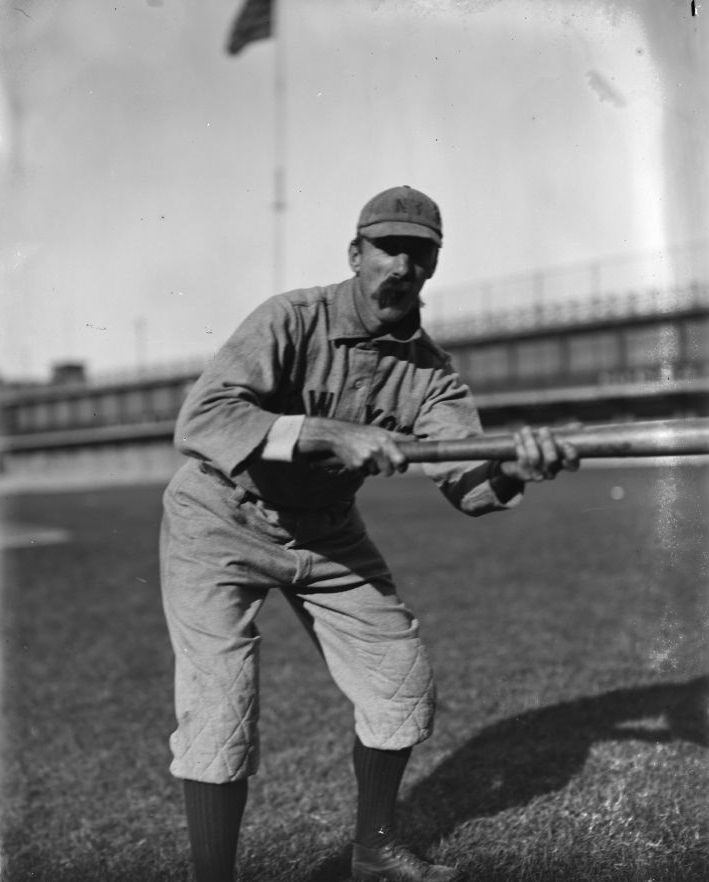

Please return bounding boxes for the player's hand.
[499,425,580,483]
[297,417,409,477]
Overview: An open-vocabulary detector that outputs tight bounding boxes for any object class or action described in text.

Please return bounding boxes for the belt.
[197,461,353,518]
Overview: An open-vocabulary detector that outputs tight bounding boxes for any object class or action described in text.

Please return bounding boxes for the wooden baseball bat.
[397,418,709,463]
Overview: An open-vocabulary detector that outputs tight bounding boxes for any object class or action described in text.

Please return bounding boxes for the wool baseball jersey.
[175,277,520,514]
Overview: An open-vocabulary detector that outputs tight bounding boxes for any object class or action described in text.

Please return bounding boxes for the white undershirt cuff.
[260,414,306,461]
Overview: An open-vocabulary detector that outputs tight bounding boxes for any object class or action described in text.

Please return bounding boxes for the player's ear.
[425,248,439,279]
[348,238,362,275]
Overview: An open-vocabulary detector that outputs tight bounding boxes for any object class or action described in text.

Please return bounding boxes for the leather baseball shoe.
[351,841,460,881]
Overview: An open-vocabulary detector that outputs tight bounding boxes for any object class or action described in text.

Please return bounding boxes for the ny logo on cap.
[357,185,442,244]
[395,198,425,216]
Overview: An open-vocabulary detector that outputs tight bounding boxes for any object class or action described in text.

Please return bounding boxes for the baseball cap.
[357,185,443,246]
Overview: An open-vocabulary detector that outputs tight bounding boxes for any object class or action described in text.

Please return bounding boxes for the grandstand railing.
[88,355,212,387]
[429,281,709,344]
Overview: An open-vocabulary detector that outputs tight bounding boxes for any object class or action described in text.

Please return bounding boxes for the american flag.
[227,0,274,55]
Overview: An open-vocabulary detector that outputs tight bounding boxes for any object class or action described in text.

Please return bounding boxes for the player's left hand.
[499,425,580,483]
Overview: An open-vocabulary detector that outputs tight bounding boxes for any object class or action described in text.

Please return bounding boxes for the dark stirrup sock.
[353,735,412,848]
[183,778,248,882]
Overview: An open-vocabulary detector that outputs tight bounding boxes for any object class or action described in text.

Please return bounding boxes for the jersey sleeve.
[413,360,524,517]
[174,296,297,478]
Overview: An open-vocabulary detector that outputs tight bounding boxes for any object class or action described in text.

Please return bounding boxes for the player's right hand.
[297,417,409,476]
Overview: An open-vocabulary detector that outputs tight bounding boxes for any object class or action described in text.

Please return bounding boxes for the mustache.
[375,280,424,310]
[376,277,410,301]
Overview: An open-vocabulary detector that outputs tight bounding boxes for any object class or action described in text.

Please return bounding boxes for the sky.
[0,0,706,380]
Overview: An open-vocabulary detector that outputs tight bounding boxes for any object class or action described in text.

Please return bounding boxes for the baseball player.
[160,185,579,882]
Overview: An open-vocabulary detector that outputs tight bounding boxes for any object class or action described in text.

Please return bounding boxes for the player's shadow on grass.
[304,674,708,882]
[399,674,708,843]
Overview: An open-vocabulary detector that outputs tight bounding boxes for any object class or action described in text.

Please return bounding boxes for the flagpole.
[273,0,286,294]
[226,0,286,293]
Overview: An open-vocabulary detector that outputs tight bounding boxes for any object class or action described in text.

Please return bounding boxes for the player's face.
[349,235,438,328]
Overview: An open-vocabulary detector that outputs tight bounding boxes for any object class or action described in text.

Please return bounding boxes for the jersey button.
[353,379,364,389]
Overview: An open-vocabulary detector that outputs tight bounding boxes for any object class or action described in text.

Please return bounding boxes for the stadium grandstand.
[1,243,707,486]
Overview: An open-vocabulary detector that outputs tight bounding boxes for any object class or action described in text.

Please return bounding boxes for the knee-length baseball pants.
[160,462,436,784]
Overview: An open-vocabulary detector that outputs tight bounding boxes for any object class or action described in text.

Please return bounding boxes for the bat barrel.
[397,418,709,463]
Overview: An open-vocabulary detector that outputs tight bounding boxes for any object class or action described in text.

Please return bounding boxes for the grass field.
[1,465,708,881]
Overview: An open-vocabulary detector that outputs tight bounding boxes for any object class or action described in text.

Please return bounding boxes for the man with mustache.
[160,185,579,881]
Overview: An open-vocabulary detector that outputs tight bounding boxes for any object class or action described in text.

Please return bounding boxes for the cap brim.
[358,221,442,246]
